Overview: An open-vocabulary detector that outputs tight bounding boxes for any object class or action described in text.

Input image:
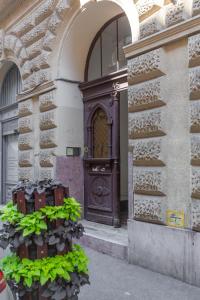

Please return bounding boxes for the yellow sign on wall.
[166,210,184,228]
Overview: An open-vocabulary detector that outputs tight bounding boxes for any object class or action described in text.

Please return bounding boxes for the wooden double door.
[80,71,127,227]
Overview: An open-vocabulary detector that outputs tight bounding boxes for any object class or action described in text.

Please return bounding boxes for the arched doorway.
[0,64,21,203]
[80,14,131,227]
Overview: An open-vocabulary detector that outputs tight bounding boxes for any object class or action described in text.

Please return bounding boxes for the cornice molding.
[124,15,200,59]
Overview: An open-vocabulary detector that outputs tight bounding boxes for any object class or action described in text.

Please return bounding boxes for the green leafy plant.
[0,244,89,288]
[17,211,47,237]
[0,202,23,224]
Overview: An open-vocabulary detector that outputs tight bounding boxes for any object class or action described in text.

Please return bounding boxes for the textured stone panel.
[39,149,55,167]
[192,200,200,231]
[127,48,166,85]
[134,197,165,224]
[192,169,200,199]
[9,15,35,37]
[129,110,166,139]
[18,133,33,150]
[34,0,54,25]
[27,40,43,59]
[134,168,165,196]
[19,167,33,181]
[193,0,200,16]
[190,102,200,133]
[40,129,57,149]
[18,116,33,134]
[190,67,200,100]
[30,51,50,71]
[136,0,162,22]
[140,16,163,39]
[21,19,48,47]
[132,139,165,166]
[18,99,33,117]
[191,136,200,166]
[39,167,54,180]
[39,90,56,112]
[128,79,166,112]
[189,33,200,68]
[19,150,33,167]
[40,110,57,131]
[165,1,188,27]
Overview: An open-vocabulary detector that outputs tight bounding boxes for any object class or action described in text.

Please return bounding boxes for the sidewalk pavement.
[79,247,200,300]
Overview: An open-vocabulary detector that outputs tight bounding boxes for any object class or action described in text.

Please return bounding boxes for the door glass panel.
[118,16,132,69]
[88,37,101,81]
[93,108,109,158]
[102,21,117,76]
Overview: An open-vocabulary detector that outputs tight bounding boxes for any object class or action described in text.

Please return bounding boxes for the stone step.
[79,220,128,260]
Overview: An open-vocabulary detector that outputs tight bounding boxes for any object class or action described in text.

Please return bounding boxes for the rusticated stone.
[190,67,200,100]
[131,139,165,166]
[0,30,4,58]
[140,17,163,39]
[192,169,200,199]
[39,167,54,180]
[18,47,29,66]
[19,167,33,181]
[18,99,33,117]
[190,102,200,133]
[127,48,166,85]
[129,110,166,139]
[40,110,57,130]
[4,34,17,54]
[18,133,33,150]
[39,149,55,167]
[134,197,165,224]
[134,168,165,196]
[30,51,50,71]
[18,116,33,134]
[192,200,200,231]
[128,79,166,112]
[39,90,56,112]
[189,34,200,68]
[43,30,55,51]
[27,40,43,60]
[13,39,23,57]
[56,0,71,19]
[19,150,33,167]
[48,12,61,34]
[165,1,188,27]
[191,136,200,166]
[193,0,200,16]
[21,19,48,47]
[21,61,32,80]
[9,15,35,37]
[40,129,57,149]
[136,0,162,22]
[34,0,55,25]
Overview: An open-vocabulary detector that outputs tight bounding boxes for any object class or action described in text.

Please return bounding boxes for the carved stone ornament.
[40,110,57,130]
[188,33,200,68]
[18,99,33,117]
[131,138,165,166]
[190,101,200,133]
[129,109,166,139]
[39,149,55,167]
[134,168,165,196]
[165,1,188,28]
[19,150,33,167]
[40,129,57,149]
[18,116,33,134]
[190,67,200,100]
[192,200,200,231]
[18,167,33,181]
[136,0,162,22]
[134,197,165,224]
[191,136,200,166]
[39,90,56,112]
[127,48,166,85]
[128,79,166,112]
[192,169,200,199]
[18,133,33,150]
[140,16,163,39]
[193,0,200,16]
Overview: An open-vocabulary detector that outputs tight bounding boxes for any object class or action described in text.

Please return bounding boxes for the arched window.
[0,65,22,108]
[86,14,131,82]
[92,108,109,158]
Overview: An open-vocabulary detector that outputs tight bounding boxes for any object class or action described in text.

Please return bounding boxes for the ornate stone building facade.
[0,0,200,287]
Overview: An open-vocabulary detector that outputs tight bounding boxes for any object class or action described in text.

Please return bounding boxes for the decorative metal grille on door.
[93,108,109,158]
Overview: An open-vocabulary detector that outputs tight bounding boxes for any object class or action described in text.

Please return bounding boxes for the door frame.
[80,69,128,226]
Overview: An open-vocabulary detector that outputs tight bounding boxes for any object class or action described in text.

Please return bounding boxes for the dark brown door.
[80,71,127,227]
